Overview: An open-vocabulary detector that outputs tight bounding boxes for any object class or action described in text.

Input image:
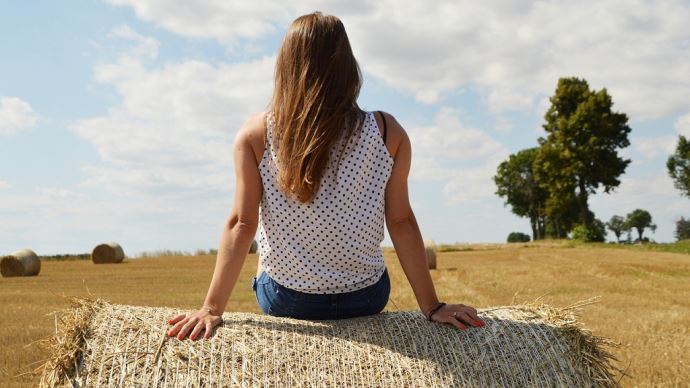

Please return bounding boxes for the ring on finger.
[452,311,458,318]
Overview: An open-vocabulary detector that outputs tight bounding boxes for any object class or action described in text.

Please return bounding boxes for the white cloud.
[633,135,677,160]
[0,97,38,135]
[676,112,690,137]
[104,0,287,43]
[72,53,274,200]
[494,116,513,134]
[408,107,507,161]
[105,0,690,119]
[35,187,87,200]
[406,107,509,205]
[442,163,504,206]
[0,180,11,190]
[109,24,160,59]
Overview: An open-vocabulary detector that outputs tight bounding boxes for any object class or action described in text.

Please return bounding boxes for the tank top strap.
[265,111,274,145]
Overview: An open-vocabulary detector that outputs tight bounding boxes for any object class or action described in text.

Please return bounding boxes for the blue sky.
[2,1,690,255]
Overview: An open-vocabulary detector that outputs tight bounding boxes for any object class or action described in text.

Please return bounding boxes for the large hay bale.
[0,249,40,277]
[424,239,437,269]
[39,297,621,387]
[249,239,258,254]
[91,242,125,264]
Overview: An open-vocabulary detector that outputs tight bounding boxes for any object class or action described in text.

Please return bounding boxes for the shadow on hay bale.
[38,296,624,387]
[1,249,40,277]
[91,242,125,264]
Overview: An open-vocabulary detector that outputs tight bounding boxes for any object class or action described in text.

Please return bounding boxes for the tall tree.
[626,209,657,242]
[544,191,581,238]
[667,135,690,197]
[606,215,628,243]
[494,148,548,240]
[534,77,632,227]
[675,217,690,241]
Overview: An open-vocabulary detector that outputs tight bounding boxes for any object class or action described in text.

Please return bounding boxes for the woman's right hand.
[166,308,223,340]
[430,303,486,330]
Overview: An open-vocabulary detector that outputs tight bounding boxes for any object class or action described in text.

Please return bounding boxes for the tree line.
[494,76,690,243]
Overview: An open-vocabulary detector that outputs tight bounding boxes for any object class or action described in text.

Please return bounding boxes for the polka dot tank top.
[257,110,394,294]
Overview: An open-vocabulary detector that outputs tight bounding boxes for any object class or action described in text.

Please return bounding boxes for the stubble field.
[0,243,688,387]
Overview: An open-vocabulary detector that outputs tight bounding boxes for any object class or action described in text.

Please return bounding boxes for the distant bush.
[675,217,690,241]
[571,219,606,242]
[507,232,531,243]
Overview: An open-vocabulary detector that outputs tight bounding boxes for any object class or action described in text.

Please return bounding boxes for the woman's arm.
[167,113,264,340]
[381,112,485,330]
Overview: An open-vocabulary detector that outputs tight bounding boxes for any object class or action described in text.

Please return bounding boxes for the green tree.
[667,135,690,197]
[543,192,582,238]
[494,148,548,240]
[534,77,632,228]
[606,215,629,243]
[571,218,606,242]
[626,209,657,242]
[675,217,690,241]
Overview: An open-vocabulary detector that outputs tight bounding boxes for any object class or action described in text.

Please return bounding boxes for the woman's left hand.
[430,303,486,330]
[166,308,223,340]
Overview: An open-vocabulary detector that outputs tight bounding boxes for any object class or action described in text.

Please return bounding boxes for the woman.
[167,11,485,341]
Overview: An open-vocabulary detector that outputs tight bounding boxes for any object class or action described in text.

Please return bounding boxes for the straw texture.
[91,242,125,264]
[1,249,40,277]
[39,297,621,387]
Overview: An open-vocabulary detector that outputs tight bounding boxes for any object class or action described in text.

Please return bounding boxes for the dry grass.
[1,244,688,387]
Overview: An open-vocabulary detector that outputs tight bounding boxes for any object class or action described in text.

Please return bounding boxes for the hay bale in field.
[424,239,437,269]
[0,249,40,277]
[91,242,125,264]
[249,239,258,254]
[38,296,622,387]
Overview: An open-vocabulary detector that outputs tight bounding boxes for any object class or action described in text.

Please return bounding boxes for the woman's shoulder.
[236,111,269,164]
[371,110,408,159]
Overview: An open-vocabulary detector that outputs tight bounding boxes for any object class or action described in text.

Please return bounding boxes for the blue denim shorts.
[251,268,390,320]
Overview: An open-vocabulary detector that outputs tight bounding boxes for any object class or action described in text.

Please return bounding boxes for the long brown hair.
[269,11,365,203]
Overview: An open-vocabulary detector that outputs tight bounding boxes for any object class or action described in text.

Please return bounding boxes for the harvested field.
[1,243,688,387]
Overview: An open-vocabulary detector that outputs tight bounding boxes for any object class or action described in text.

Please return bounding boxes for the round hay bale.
[91,242,125,264]
[0,249,40,277]
[424,239,437,269]
[249,239,258,254]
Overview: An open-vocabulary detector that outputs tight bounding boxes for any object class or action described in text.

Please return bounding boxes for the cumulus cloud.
[72,48,274,200]
[109,24,160,59]
[676,112,690,137]
[105,0,690,119]
[407,107,509,205]
[0,97,38,135]
[35,187,87,200]
[408,107,507,161]
[633,135,677,160]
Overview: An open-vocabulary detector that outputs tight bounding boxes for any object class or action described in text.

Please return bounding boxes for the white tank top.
[257,110,394,294]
